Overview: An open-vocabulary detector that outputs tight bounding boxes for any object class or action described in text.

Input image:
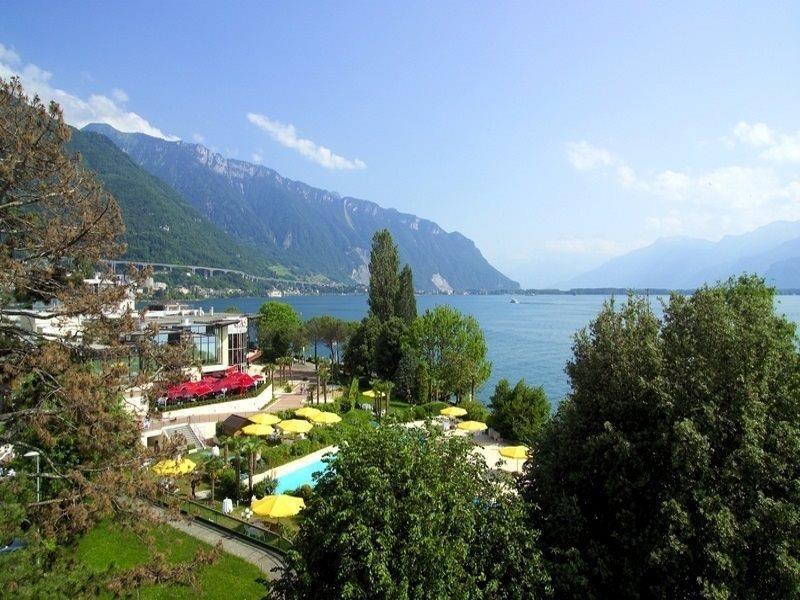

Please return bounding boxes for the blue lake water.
[274,458,328,493]
[191,294,800,406]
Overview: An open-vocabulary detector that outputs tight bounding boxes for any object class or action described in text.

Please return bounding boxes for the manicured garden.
[76,521,266,599]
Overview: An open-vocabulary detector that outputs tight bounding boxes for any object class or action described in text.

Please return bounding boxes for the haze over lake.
[191,294,800,405]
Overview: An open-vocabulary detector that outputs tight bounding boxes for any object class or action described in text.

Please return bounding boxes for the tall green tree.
[304,316,326,362]
[257,301,302,361]
[374,316,408,380]
[270,425,550,599]
[523,277,800,598]
[367,229,400,322]
[343,315,381,379]
[411,305,491,402]
[395,264,417,324]
[489,379,550,445]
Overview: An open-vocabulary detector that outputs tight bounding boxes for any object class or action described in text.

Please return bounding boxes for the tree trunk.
[235,453,241,500]
[211,478,216,503]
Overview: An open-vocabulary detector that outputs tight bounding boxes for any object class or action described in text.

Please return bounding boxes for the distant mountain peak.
[565,221,800,289]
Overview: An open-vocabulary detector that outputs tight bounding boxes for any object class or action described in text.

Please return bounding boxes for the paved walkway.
[165,513,286,579]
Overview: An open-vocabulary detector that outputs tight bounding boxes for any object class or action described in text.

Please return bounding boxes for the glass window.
[228,332,247,367]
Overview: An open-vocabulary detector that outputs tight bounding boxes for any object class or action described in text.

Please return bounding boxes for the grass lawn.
[76,520,266,599]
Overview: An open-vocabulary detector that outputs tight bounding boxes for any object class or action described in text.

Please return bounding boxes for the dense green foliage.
[367,229,401,321]
[68,128,279,276]
[523,276,800,598]
[396,264,417,323]
[270,425,549,599]
[411,305,491,402]
[84,124,519,291]
[489,379,550,445]
[343,315,380,379]
[374,316,409,380]
[257,301,303,361]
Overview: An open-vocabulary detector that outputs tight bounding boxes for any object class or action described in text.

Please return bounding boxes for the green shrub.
[290,484,314,501]
[217,467,244,501]
[252,476,277,498]
[456,399,490,422]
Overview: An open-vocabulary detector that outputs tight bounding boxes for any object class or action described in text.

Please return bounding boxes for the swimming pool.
[274,457,329,494]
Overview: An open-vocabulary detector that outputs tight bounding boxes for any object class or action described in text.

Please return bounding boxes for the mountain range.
[79,123,518,292]
[565,221,800,290]
[68,128,280,277]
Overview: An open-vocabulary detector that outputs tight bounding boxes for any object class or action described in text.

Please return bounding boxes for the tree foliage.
[257,301,302,361]
[395,264,417,324]
[367,229,400,321]
[523,277,800,598]
[489,379,550,445]
[343,315,381,380]
[270,425,550,599]
[0,77,200,595]
[411,305,491,402]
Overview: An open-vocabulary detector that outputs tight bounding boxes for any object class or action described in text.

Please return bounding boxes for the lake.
[190,294,800,406]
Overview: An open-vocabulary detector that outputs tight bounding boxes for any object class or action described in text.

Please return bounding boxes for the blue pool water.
[275,457,330,493]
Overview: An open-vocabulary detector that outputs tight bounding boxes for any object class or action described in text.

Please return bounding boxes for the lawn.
[76,520,266,599]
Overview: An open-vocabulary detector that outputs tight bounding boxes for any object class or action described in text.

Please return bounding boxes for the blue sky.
[3,2,800,286]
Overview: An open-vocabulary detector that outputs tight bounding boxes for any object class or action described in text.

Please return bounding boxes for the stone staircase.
[163,423,206,450]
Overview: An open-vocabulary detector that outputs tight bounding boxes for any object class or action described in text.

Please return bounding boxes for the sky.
[3,2,800,287]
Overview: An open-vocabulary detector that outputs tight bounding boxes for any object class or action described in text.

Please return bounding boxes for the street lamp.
[23,451,40,503]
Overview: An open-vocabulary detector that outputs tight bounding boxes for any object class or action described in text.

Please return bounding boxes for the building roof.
[144,314,245,327]
[220,414,252,436]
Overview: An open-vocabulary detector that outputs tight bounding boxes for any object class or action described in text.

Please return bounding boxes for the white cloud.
[111,87,129,103]
[733,121,774,147]
[247,112,366,171]
[0,43,20,66]
[567,132,800,240]
[192,132,205,144]
[0,42,177,140]
[732,121,800,163]
[565,140,615,170]
[251,151,263,164]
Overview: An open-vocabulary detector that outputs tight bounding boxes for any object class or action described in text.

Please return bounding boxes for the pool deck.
[402,419,524,473]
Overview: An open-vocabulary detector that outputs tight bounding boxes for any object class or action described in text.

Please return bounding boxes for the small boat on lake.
[510,297,519,304]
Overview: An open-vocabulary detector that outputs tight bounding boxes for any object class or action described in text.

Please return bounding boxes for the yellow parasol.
[152,458,196,476]
[276,419,314,434]
[249,413,281,425]
[242,423,275,436]
[362,389,376,398]
[440,406,468,418]
[499,445,529,460]
[251,494,306,518]
[308,411,342,425]
[456,421,488,432]
[499,445,529,472]
[295,406,322,418]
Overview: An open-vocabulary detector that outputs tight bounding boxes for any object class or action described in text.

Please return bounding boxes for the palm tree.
[318,358,331,404]
[285,356,294,383]
[240,436,265,497]
[263,362,276,398]
[204,456,226,504]
[261,363,276,385]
